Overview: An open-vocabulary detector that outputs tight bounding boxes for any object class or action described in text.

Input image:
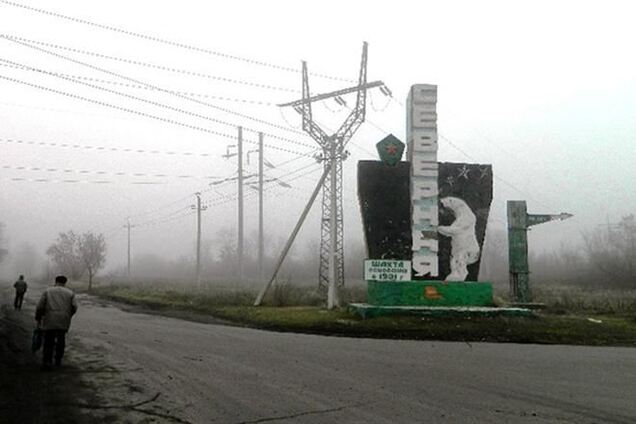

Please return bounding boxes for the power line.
[0,0,353,82]
[0,164,221,180]
[0,136,216,158]
[0,57,313,150]
[0,72,309,156]
[127,194,198,221]
[133,206,194,228]
[129,159,321,223]
[361,93,558,211]
[135,209,197,229]
[0,61,275,106]
[110,163,323,231]
[3,35,298,93]
[437,133,554,210]
[0,176,165,185]
[1,35,312,140]
[200,163,322,208]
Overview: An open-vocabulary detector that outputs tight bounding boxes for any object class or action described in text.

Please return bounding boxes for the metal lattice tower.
[318,158,344,294]
[278,42,382,308]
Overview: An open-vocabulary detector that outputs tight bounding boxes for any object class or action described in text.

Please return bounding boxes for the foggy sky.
[1,0,635,277]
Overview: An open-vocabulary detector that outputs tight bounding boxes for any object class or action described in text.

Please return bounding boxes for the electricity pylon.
[277,42,383,308]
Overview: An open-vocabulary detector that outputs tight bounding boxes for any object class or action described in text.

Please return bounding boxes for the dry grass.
[533,286,636,315]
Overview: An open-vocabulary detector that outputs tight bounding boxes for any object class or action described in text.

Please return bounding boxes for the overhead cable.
[2,35,298,93]
[0,73,309,156]
[0,164,221,180]
[1,35,310,138]
[0,57,313,149]
[0,0,353,82]
[0,61,274,106]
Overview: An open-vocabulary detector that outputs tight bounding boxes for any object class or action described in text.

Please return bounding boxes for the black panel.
[357,161,493,282]
[438,163,493,281]
[357,161,411,260]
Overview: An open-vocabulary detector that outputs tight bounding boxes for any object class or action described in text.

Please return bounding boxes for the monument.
[352,84,528,317]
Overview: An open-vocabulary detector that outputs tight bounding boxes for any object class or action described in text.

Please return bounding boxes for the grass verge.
[81,283,636,347]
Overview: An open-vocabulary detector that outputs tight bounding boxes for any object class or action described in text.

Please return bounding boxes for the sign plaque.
[364,259,412,282]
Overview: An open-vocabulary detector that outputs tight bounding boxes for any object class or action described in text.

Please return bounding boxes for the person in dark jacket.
[35,275,78,369]
[13,275,27,310]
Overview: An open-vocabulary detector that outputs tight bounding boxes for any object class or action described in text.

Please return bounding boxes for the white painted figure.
[437,197,480,281]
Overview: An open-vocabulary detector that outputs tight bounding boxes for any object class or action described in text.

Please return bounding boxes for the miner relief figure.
[438,197,480,281]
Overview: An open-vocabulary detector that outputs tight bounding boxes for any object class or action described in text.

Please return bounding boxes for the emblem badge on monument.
[356,84,496,315]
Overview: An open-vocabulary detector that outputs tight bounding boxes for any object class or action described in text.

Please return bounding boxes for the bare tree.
[79,232,107,292]
[46,231,85,280]
[582,214,636,287]
[46,231,107,289]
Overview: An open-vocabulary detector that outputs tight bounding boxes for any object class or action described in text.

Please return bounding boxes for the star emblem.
[478,166,490,179]
[445,175,455,187]
[385,143,398,155]
[457,164,470,180]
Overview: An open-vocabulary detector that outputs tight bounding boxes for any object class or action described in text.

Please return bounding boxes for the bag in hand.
[32,328,42,353]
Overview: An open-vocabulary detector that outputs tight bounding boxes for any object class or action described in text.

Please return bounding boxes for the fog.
[1,0,635,285]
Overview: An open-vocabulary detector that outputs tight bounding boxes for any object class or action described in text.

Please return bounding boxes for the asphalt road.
[57,294,635,424]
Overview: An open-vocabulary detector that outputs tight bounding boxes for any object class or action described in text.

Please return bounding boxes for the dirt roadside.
[0,285,96,423]
[0,284,187,424]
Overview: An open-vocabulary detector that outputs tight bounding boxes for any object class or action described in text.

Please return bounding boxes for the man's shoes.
[54,359,62,367]
[41,364,52,371]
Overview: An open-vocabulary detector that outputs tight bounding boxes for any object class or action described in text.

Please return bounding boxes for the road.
[55,293,635,424]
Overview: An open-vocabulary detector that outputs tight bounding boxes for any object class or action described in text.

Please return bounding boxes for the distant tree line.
[118,226,367,288]
[480,214,636,289]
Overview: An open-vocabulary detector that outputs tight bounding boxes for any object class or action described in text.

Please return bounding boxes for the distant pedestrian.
[35,275,78,370]
[13,275,27,310]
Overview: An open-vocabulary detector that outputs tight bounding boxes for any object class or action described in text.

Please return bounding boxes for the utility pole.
[258,132,264,285]
[237,126,244,285]
[124,218,135,278]
[192,192,208,287]
[272,42,383,309]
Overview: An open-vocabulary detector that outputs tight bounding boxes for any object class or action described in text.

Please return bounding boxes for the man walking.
[35,275,78,370]
[13,275,27,310]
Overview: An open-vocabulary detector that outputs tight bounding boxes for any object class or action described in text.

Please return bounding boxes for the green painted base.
[367,280,494,307]
[348,303,533,319]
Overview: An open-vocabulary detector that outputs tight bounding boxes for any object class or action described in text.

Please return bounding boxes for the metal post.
[195,192,202,287]
[258,132,264,285]
[237,126,244,285]
[507,201,530,303]
[507,200,573,303]
[327,146,339,309]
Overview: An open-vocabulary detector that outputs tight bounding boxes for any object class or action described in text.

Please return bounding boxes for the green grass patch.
[84,283,636,347]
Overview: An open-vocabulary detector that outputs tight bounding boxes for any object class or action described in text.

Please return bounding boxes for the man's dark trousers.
[14,293,24,310]
[42,330,67,366]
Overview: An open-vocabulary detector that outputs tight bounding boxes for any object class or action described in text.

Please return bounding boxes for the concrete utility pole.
[124,218,136,278]
[271,42,383,309]
[192,192,208,287]
[237,126,244,285]
[246,133,266,284]
[254,167,330,306]
[258,132,264,285]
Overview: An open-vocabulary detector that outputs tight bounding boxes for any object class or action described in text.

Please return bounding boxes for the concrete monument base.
[367,281,494,307]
